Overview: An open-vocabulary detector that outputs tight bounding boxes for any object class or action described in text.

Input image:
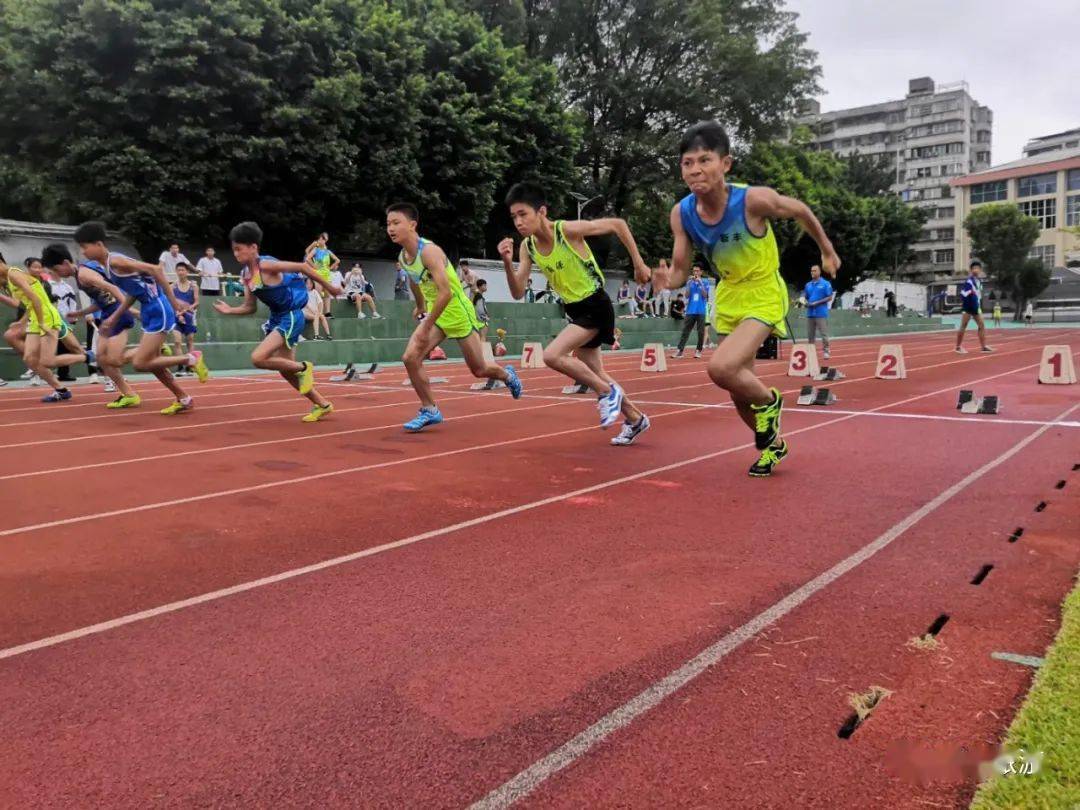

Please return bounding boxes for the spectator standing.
[524,278,536,303]
[884,289,898,317]
[170,263,200,367]
[673,265,709,358]
[394,260,410,300]
[803,264,834,360]
[472,278,491,341]
[1023,300,1034,326]
[195,247,223,296]
[158,243,190,281]
[459,259,478,299]
[305,233,340,318]
[655,259,673,317]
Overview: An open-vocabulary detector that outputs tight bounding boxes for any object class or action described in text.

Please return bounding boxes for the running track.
[1,328,1077,808]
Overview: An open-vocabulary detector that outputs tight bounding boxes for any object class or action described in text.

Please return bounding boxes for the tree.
[964,204,1043,319]
[0,0,578,257]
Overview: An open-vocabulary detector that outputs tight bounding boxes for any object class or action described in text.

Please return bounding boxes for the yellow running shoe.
[106,394,142,409]
[302,402,333,423]
[161,397,193,415]
[188,350,210,383]
[161,343,173,356]
[297,361,314,395]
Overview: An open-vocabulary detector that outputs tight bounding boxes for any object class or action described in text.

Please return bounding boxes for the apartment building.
[1023,128,1080,158]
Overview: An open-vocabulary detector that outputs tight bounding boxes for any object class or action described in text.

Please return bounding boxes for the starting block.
[521,341,545,369]
[787,344,820,377]
[796,385,837,406]
[875,344,907,379]
[959,391,1001,414]
[401,376,449,386]
[813,366,845,381]
[470,377,506,391]
[330,362,378,382]
[1037,345,1076,384]
[481,341,496,365]
[640,342,667,372]
[561,382,591,394]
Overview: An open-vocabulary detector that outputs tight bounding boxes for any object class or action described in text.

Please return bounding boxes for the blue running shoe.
[597,382,624,429]
[85,348,96,367]
[404,406,444,432]
[42,388,73,403]
[504,365,523,400]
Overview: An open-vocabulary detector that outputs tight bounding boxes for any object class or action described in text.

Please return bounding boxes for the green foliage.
[964,204,1043,317]
[0,0,578,257]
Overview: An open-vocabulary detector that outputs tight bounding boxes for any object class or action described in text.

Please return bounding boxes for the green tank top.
[526,220,604,304]
[399,238,471,311]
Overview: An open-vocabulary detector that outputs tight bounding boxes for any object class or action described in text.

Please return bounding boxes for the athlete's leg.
[39,328,87,368]
[541,325,614,395]
[99,331,136,397]
[133,333,188,399]
[251,329,306,376]
[955,312,971,348]
[575,346,643,422]
[271,342,330,407]
[973,312,989,348]
[23,334,62,390]
[458,331,510,381]
[708,320,774,430]
[402,324,446,409]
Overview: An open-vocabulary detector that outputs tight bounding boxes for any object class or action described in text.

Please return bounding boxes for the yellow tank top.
[526,220,604,304]
[399,238,472,312]
[7,267,56,314]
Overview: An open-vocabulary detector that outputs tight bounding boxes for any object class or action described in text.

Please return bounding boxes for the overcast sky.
[785,0,1078,163]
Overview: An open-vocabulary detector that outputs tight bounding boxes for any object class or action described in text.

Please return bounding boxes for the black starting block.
[813,367,845,381]
[330,362,379,382]
[756,335,779,360]
[470,378,506,391]
[957,389,974,410]
[959,391,1000,414]
[796,385,837,406]
[561,382,591,394]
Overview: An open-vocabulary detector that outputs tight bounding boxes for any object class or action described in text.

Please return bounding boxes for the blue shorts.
[140,295,177,334]
[176,311,198,336]
[262,308,305,349]
[95,305,136,334]
[962,300,981,316]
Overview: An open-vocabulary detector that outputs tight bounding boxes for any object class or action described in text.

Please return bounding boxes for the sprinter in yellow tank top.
[499,182,653,444]
[653,121,841,477]
[386,202,523,432]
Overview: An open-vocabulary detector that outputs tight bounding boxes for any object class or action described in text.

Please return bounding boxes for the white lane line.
[469,399,1080,809]
[0,356,1057,661]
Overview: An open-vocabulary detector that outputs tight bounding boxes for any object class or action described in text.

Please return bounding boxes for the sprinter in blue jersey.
[216,221,339,422]
[74,221,210,415]
[41,244,141,408]
[954,259,993,354]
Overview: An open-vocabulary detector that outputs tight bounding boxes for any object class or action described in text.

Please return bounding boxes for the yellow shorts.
[315,266,332,283]
[713,272,790,339]
[26,303,64,336]
[431,291,484,340]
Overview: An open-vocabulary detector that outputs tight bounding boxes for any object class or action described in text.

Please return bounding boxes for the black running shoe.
[751,388,783,450]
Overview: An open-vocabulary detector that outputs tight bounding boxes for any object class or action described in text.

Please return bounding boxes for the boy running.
[215,221,339,422]
[0,251,91,401]
[74,221,209,414]
[499,182,650,445]
[652,121,841,477]
[41,243,141,408]
[955,260,993,353]
[386,202,522,432]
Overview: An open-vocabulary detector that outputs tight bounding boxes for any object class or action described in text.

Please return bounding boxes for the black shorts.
[563,288,616,349]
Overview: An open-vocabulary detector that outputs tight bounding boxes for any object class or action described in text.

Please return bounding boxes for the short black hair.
[73,221,108,244]
[229,221,263,246]
[969,259,982,269]
[679,120,730,156]
[41,243,73,268]
[386,202,419,222]
[25,256,42,267]
[505,182,547,211]
[476,278,487,287]
[176,262,191,271]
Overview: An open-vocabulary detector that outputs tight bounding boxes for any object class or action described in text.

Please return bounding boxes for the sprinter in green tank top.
[386,202,523,432]
[499,183,652,445]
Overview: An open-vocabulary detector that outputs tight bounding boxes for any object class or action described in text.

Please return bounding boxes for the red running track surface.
[0,328,1077,808]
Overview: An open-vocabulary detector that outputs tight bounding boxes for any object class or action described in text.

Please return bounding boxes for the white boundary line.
[469,400,1080,808]
[0,356,1061,661]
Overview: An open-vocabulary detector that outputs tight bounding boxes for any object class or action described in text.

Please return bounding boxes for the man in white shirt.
[195,247,223,296]
[158,243,190,281]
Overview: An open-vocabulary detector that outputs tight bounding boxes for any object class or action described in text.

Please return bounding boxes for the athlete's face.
[385,212,417,245]
[51,260,76,279]
[79,241,107,263]
[509,203,544,237]
[232,242,258,264]
[680,148,733,194]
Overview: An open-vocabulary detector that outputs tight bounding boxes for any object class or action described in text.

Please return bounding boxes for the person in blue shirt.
[802,264,834,360]
[674,264,710,358]
[215,221,342,422]
[955,259,993,354]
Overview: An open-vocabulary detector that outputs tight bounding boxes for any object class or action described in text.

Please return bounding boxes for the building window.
[971,180,1007,203]
[910,105,932,118]
[1067,195,1080,227]
[1017,172,1057,197]
[1068,169,1080,192]
[946,142,965,155]
[936,206,955,219]
[1028,244,1055,268]
[975,151,991,163]
[976,130,991,143]
[934,249,955,264]
[1018,198,1057,229]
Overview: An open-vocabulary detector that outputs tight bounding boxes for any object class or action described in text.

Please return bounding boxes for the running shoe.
[748,440,789,478]
[980,346,995,353]
[955,346,968,354]
[504,365,523,400]
[302,401,334,423]
[823,349,831,360]
[20,369,34,380]
[107,394,141,409]
[597,382,624,429]
[297,360,315,395]
[694,351,702,359]
[161,343,173,356]
[42,389,72,403]
[0,379,6,386]
[188,350,210,383]
[672,350,684,359]
[88,372,100,384]
[404,407,444,432]
[372,312,383,319]
[161,396,193,415]
[357,312,367,319]
[30,374,45,386]
[104,378,117,393]
[751,388,783,450]
[611,413,651,446]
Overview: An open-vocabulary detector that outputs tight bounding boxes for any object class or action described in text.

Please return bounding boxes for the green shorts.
[431,292,483,340]
[315,266,332,283]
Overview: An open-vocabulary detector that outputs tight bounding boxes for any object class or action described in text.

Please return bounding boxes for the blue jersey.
[960,275,981,311]
[243,256,308,314]
[685,278,709,316]
[174,282,197,329]
[76,260,122,318]
[804,278,834,318]
[678,183,780,286]
[106,253,164,305]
